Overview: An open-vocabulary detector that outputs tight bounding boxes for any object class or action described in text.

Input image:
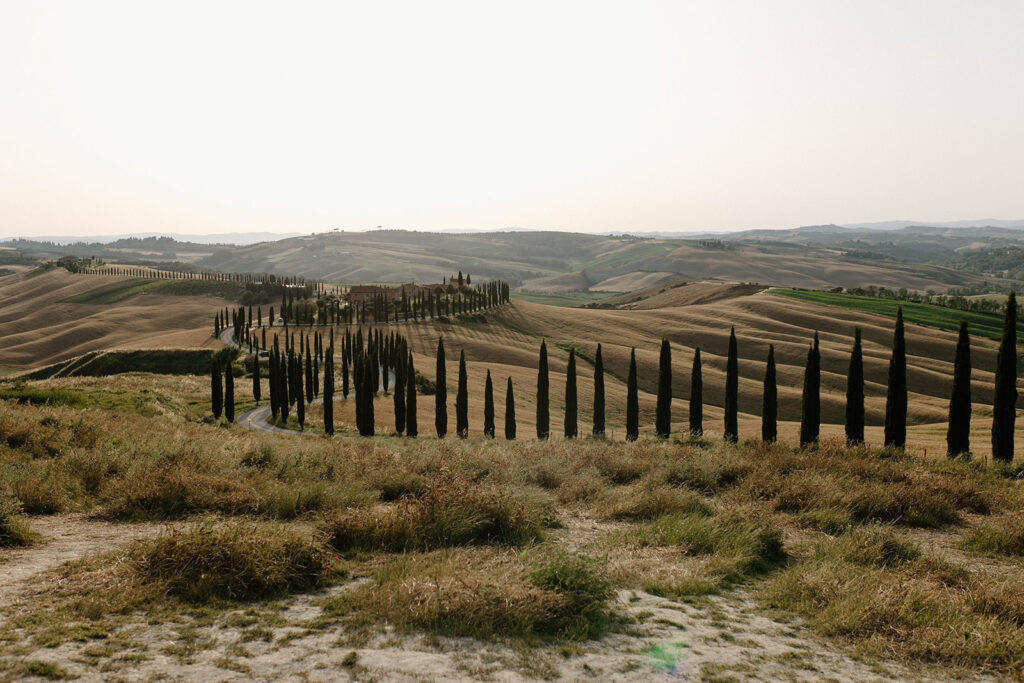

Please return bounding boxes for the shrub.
[331,548,614,641]
[0,487,37,547]
[630,511,785,582]
[323,470,545,552]
[964,512,1024,556]
[596,484,711,520]
[133,521,336,602]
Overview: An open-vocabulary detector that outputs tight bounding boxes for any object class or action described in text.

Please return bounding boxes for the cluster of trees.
[217,279,512,336]
[838,285,1020,316]
[214,293,1020,463]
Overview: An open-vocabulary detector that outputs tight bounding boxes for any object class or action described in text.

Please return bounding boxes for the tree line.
[213,293,1019,462]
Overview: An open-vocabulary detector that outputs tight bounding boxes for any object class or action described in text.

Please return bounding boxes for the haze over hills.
[5,222,1024,293]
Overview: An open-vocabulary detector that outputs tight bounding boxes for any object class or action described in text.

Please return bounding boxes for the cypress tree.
[224,359,234,423]
[626,348,639,441]
[564,348,578,438]
[762,345,777,442]
[269,348,279,419]
[845,328,865,445]
[689,348,703,436]
[592,343,605,437]
[505,377,517,440]
[211,357,223,419]
[537,340,550,439]
[252,351,261,405]
[456,350,469,438]
[483,370,495,438]
[363,356,375,436]
[324,354,334,435]
[295,356,305,429]
[656,338,672,438]
[342,356,349,398]
[884,308,907,448]
[305,346,314,403]
[992,292,1017,462]
[724,327,739,443]
[406,353,418,437]
[313,355,319,397]
[800,333,820,448]
[279,353,289,423]
[394,352,406,435]
[435,337,447,438]
[946,319,971,457]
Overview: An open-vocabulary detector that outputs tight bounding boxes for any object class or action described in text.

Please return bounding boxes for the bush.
[323,469,545,552]
[133,521,336,602]
[596,484,711,520]
[964,512,1024,556]
[331,548,614,641]
[631,511,785,581]
[0,488,37,547]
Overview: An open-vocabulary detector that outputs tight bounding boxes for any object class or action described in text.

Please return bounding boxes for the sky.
[2,0,1023,238]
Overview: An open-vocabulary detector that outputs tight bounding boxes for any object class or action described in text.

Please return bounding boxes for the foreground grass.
[773,288,1024,340]
[2,399,1024,675]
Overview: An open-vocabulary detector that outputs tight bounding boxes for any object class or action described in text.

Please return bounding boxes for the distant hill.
[5,225,1024,294]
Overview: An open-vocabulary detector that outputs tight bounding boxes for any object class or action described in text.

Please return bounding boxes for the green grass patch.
[25,350,214,380]
[0,386,86,408]
[963,512,1024,556]
[772,289,1023,340]
[511,291,618,307]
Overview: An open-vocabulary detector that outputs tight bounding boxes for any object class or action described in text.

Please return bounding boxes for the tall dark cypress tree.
[845,328,865,445]
[656,338,672,438]
[435,337,447,438]
[992,292,1017,462]
[295,356,305,429]
[224,359,234,423]
[252,351,261,405]
[884,308,907,448]
[592,343,605,437]
[324,354,334,435]
[505,378,517,440]
[564,348,578,438]
[724,327,739,443]
[483,370,495,438]
[761,345,777,442]
[799,333,820,448]
[394,352,406,435]
[342,357,349,398]
[947,319,972,457]
[305,346,314,403]
[211,358,223,419]
[406,352,418,437]
[365,356,376,436]
[269,348,279,419]
[279,353,289,423]
[537,341,550,439]
[456,350,469,438]
[626,348,639,441]
[689,348,703,436]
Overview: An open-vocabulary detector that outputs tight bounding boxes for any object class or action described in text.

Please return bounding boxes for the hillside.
[0,267,231,371]
[8,226,1024,294]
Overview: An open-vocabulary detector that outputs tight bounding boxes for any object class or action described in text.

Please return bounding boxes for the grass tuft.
[963,512,1024,556]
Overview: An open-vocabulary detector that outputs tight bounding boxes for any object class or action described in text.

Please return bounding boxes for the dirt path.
[0,515,159,612]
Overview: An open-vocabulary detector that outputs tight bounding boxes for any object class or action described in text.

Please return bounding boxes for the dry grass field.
[0,267,231,371]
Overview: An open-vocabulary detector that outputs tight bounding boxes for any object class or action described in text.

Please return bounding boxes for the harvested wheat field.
[0,267,230,371]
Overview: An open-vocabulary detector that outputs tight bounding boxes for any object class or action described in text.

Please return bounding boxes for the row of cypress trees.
[216,294,1018,461]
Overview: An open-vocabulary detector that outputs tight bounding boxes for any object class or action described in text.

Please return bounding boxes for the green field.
[61,278,242,304]
[511,291,619,307]
[772,289,1022,340]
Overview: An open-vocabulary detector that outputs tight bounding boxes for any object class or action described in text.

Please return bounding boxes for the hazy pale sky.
[2,0,1023,237]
